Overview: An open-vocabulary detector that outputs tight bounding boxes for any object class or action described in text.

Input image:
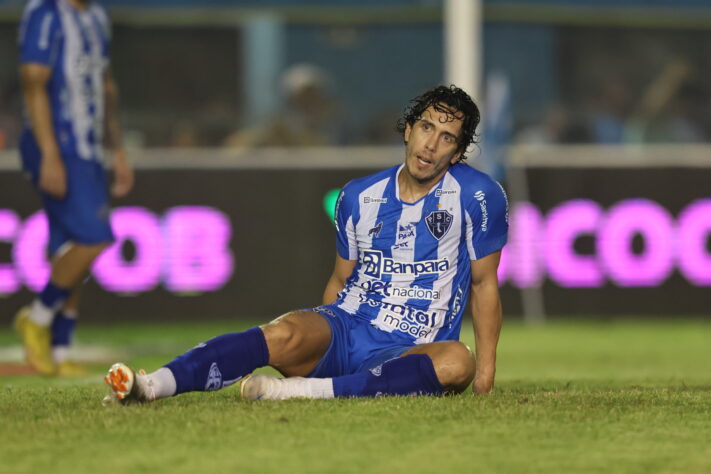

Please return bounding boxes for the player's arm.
[322,254,356,305]
[104,69,133,197]
[469,250,503,394]
[20,63,66,198]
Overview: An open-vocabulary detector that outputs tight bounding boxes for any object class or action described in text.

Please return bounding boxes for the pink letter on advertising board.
[501,202,545,288]
[599,199,674,287]
[677,198,711,285]
[164,207,233,292]
[545,200,604,288]
[93,207,162,293]
[13,211,50,292]
[0,209,20,294]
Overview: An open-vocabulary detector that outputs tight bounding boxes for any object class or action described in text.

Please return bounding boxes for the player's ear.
[450,150,463,165]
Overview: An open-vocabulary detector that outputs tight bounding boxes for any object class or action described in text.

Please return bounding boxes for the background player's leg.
[51,287,84,375]
[149,310,331,400]
[16,242,108,374]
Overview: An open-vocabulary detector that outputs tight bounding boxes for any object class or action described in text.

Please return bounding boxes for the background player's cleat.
[13,306,55,376]
[56,360,88,377]
[102,363,156,405]
[240,374,332,400]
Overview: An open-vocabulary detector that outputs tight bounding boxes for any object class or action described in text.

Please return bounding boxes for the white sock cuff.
[29,299,54,327]
[149,367,177,399]
[309,378,335,399]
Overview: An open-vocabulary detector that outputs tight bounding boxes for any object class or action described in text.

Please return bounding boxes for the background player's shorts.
[308,304,414,378]
[20,132,114,255]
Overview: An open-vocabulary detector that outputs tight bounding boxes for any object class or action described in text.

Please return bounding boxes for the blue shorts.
[308,304,414,378]
[20,133,114,255]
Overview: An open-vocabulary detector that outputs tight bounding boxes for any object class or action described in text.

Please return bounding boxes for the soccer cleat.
[13,306,56,376]
[102,363,156,405]
[240,374,333,400]
[56,360,88,377]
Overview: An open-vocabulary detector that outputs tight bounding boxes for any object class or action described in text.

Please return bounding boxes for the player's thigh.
[260,310,332,377]
[403,341,475,392]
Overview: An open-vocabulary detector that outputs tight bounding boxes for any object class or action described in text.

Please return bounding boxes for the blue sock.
[51,312,76,346]
[333,354,446,398]
[39,282,71,311]
[165,327,269,394]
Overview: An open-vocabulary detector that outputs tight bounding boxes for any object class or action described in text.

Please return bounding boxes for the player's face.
[403,105,464,186]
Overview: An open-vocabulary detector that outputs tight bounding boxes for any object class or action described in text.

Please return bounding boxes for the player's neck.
[397,166,446,204]
[66,0,91,10]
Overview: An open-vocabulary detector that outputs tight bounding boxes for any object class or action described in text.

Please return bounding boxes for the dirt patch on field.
[0,363,39,376]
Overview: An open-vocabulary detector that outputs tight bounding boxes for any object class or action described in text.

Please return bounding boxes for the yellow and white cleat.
[13,306,55,376]
[102,363,155,406]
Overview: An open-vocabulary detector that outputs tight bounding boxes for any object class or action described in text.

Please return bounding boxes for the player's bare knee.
[432,342,475,392]
[260,313,307,361]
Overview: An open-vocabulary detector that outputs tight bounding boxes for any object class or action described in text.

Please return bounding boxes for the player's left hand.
[111,150,134,198]
[472,373,495,394]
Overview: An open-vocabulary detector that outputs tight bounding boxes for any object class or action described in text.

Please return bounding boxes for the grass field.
[1,318,710,474]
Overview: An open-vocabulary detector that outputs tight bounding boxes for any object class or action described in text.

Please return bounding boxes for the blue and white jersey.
[334,162,508,344]
[19,0,111,162]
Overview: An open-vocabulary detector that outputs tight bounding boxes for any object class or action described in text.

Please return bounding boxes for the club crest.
[425,210,453,240]
[204,362,223,391]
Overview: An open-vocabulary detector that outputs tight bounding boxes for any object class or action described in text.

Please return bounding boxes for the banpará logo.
[435,189,457,197]
[359,280,441,300]
[475,190,489,232]
[361,250,449,279]
[363,196,388,204]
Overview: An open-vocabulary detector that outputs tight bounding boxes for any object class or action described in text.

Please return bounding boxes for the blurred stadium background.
[0,0,709,324]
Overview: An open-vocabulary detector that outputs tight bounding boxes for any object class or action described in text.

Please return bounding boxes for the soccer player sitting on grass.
[104,85,508,404]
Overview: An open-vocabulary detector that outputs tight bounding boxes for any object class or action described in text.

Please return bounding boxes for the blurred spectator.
[626,60,707,143]
[515,105,591,144]
[585,77,631,144]
[224,64,343,147]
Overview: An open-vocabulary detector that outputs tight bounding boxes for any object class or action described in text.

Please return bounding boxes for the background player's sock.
[29,282,71,327]
[51,309,77,364]
[332,354,446,397]
[164,327,269,395]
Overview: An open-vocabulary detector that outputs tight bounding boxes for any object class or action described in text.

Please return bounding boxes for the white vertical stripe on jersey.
[372,198,424,333]
[338,177,390,314]
[83,9,104,160]
[38,11,53,49]
[345,215,357,260]
[418,172,463,343]
[60,1,92,160]
[465,211,477,259]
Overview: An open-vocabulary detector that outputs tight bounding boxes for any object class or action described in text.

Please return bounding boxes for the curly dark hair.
[396,84,480,161]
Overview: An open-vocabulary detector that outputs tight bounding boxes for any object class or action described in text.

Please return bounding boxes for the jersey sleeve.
[91,3,111,68]
[334,184,358,260]
[465,179,509,260]
[19,2,61,67]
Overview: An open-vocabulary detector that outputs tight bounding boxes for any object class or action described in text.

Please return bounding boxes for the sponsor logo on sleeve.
[475,191,489,232]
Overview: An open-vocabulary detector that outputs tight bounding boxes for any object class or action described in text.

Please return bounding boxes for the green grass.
[1,319,710,474]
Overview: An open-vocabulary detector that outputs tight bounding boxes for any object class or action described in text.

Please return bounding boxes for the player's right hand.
[39,154,67,199]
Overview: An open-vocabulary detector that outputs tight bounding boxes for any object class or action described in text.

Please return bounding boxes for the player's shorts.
[308,304,415,378]
[20,132,114,255]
